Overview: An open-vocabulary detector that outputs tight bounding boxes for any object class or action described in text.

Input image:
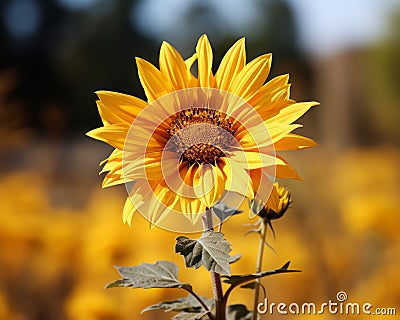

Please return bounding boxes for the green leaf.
[105,260,191,291]
[212,202,243,223]
[226,304,253,320]
[141,295,214,314]
[175,230,232,275]
[171,311,209,320]
[229,253,241,264]
[222,261,299,286]
[239,282,256,289]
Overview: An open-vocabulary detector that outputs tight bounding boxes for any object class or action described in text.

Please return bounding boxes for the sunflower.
[87,35,318,231]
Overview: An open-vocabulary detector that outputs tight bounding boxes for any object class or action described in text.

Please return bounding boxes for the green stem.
[202,208,225,320]
[252,219,268,320]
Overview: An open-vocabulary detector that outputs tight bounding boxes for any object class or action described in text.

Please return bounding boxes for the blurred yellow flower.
[66,287,122,320]
[0,292,15,319]
[332,148,400,237]
[342,193,399,236]
[87,34,318,227]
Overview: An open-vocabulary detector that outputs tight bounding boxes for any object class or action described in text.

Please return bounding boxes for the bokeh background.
[1,0,400,319]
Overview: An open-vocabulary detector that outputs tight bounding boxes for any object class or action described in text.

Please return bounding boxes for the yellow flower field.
[0,146,398,319]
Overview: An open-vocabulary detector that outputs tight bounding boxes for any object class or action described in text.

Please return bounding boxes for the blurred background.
[0,0,399,319]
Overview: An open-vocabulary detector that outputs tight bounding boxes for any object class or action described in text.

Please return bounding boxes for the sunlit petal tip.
[135,56,144,63]
[307,139,318,148]
[94,90,113,98]
[310,101,321,107]
[134,58,145,73]
[94,90,103,99]
[261,53,273,66]
[136,57,156,73]
[279,167,303,181]
[86,128,109,143]
[237,37,246,51]
[198,33,210,43]
[135,57,152,72]
[296,100,320,110]
[232,37,246,48]
[160,41,175,56]
[85,129,95,138]
[282,74,290,83]
[135,57,147,69]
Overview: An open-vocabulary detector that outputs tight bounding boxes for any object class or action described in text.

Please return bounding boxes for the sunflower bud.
[258,183,291,220]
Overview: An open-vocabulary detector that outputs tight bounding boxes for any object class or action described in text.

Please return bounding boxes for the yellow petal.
[262,74,290,91]
[86,124,129,150]
[123,196,141,226]
[265,101,319,127]
[102,172,130,188]
[124,126,166,152]
[275,157,302,180]
[230,54,272,100]
[235,122,302,150]
[179,194,206,224]
[123,197,135,226]
[219,157,254,199]
[274,133,317,151]
[230,151,284,169]
[159,41,196,89]
[136,57,174,102]
[250,74,290,108]
[101,150,130,188]
[100,149,121,172]
[268,124,303,144]
[255,99,294,123]
[96,91,147,125]
[123,151,179,180]
[265,184,279,213]
[193,164,225,208]
[250,84,291,114]
[123,181,151,226]
[196,34,214,87]
[148,182,179,228]
[215,38,246,91]
[179,165,207,223]
[248,170,275,217]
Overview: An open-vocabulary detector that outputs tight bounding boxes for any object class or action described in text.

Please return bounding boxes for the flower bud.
[258,183,291,220]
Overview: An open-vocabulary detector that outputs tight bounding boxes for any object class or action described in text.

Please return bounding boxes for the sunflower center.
[167,108,235,164]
